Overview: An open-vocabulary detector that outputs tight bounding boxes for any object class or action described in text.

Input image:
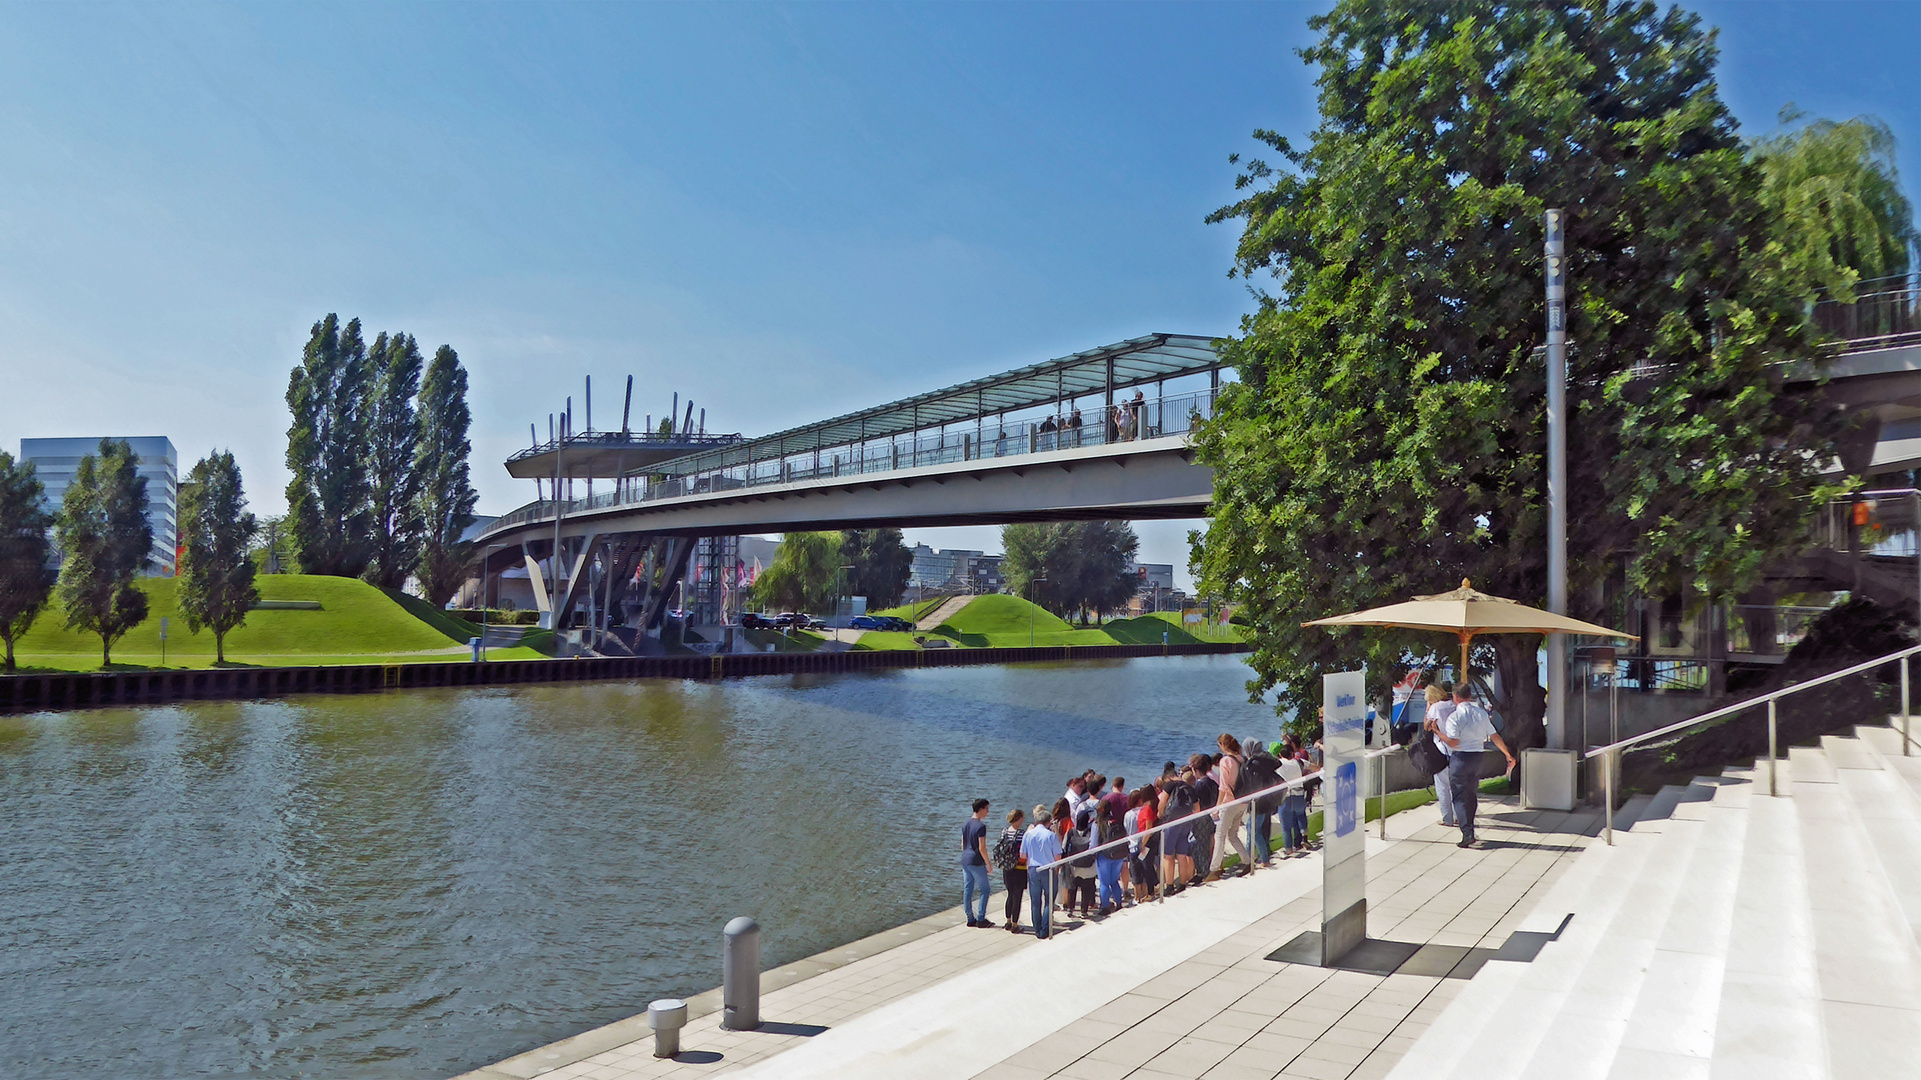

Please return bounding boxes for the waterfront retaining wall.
[0,642,1251,713]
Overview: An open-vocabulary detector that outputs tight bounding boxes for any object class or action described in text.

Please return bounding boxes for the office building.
[21,437,179,575]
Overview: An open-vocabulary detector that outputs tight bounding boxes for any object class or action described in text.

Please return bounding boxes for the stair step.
[1710,778,1826,1080]
[1609,792,1656,833]
[1831,735,1921,950]
[1387,813,1657,1080]
[1821,732,1879,770]
[1792,750,1921,1077]
[1789,744,1837,784]
[1440,786,1695,1080]
[1514,784,1718,1080]
[1607,773,1751,1074]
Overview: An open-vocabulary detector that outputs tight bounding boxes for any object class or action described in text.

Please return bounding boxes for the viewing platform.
[456,718,1921,1080]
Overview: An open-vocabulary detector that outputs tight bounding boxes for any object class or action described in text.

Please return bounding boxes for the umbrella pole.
[1459,632,1472,686]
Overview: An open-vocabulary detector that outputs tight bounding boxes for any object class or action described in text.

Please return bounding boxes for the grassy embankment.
[852,594,1246,651]
[7,574,550,672]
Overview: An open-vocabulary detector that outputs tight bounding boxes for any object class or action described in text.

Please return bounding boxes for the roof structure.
[505,433,744,480]
[651,333,1222,477]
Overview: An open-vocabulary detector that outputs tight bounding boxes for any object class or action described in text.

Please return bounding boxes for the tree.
[415,345,480,606]
[250,515,295,575]
[751,531,845,613]
[1194,1,1846,750]
[285,314,374,577]
[0,452,56,672]
[363,331,424,589]
[1001,521,1139,620]
[841,528,913,609]
[1753,108,1917,301]
[55,439,153,667]
[177,450,260,664]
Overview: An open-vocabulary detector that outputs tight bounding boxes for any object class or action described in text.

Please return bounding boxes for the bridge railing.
[1812,273,1921,350]
[480,385,1221,538]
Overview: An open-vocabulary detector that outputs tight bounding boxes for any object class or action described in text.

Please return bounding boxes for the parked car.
[803,616,829,630]
[775,612,803,628]
[740,612,773,630]
[850,615,883,630]
[881,616,914,632]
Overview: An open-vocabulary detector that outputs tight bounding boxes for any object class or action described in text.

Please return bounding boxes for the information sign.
[1321,670,1368,963]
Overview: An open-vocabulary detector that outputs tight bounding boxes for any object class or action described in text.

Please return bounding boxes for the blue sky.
[2,1,1915,586]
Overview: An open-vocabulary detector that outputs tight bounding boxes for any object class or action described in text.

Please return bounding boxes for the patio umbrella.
[1302,578,1637,681]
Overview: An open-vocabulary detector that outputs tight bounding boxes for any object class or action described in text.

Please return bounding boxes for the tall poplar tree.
[55,439,153,667]
[0,452,56,672]
[177,450,260,664]
[1194,1,1847,748]
[285,314,374,577]
[363,331,424,590]
[415,345,480,606]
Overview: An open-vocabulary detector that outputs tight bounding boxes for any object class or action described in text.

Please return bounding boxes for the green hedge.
[446,608,540,625]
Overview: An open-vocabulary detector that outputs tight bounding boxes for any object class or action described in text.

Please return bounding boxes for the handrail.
[1584,640,1917,844]
[1030,743,1400,873]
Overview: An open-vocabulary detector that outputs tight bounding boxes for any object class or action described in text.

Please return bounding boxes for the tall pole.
[1545,208,1569,749]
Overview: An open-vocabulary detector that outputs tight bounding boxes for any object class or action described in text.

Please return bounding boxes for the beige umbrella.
[1302,578,1638,680]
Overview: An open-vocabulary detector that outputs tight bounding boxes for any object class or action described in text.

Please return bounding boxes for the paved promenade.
[458,796,1604,1080]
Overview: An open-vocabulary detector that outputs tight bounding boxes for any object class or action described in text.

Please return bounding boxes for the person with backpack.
[1424,684,1460,828]
[1156,772,1196,896]
[961,798,994,927]
[1125,787,1159,903]
[1067,791,1099,917]
[1188,756,1219,885]
[1095,781,1128,915]
[1020,807,1063,940]
[994,808,1028,934]
[1277,746,1311,856]
[1242,738,1284,866]
[1209,734,1254,881]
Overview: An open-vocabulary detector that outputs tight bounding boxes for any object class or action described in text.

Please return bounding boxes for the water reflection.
[0,656,1277,1079]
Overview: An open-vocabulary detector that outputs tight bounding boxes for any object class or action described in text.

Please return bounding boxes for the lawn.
[7,574,549,671]
[853,595,1250,650]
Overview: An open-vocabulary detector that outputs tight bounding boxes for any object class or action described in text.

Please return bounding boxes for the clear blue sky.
[2,1,1915,587]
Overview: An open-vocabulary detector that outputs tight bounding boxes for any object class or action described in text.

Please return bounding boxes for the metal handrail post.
[1378,752,1388,840]
[1768,699,1779,797]
[1603,750,1613,846]
[1904,655,1912,757]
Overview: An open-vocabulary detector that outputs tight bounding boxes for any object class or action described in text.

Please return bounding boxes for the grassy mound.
[9,574,548,671]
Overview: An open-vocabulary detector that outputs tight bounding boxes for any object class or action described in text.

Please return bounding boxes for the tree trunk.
[3,636,13,672]
[101,636,112,669]
[216,632,225,665]
[1493,635,1546,752]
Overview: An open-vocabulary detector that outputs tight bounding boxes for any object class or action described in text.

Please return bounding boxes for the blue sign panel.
[1334,760,1358,838]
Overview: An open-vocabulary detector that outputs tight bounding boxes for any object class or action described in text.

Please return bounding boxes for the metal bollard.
[647,998,687,1058]
[722,917,761,1031]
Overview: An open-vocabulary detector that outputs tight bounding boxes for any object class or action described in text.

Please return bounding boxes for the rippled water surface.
[0,656,1280,1079]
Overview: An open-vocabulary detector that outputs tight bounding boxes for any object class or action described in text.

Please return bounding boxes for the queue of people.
[962,731,1325,938]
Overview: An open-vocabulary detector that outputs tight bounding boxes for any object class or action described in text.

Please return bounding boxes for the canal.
[0,655,1283,1079]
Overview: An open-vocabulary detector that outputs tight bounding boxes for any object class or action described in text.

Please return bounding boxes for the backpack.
[1410,730,1450,776]
[1162,781,1196,818]
[1097,814,1126,849]
[992,828,1023,870]
[1244,751,1284,813]
[1064,826,1096,869]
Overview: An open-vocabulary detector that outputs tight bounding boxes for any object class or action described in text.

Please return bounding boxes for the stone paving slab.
[457,796,1601,1080]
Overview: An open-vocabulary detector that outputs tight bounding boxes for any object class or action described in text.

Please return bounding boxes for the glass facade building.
[20,437,179,575]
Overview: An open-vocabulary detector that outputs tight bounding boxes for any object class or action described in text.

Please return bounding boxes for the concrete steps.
[1389,726,1921,1080]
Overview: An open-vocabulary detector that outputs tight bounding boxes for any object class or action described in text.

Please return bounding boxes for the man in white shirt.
[1064,776,1092,823]
[1435,682,1517,848]
[1020,808,1065,939]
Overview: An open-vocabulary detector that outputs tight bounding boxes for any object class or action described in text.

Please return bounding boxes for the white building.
[909,544,983,591]
[21,437,179,575]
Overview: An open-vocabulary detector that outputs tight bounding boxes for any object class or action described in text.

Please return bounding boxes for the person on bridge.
[1038,414,1057,451]
[1020,807,1063,939]
[1067,408,1083,446]
[961,798,994,927]
[1435,681,1518,849]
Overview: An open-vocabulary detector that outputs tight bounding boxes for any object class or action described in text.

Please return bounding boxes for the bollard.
[722,917,761,1031]
[647,998,687,1058]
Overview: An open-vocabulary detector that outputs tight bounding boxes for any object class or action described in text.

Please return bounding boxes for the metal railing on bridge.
[1812,273,1921,350]
[481,384,1222,538]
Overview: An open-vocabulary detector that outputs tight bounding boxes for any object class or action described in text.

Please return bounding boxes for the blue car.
[850,615,883,630]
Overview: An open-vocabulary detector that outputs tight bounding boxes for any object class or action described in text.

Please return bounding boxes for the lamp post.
[482,543,508,660]
[1028,577,1048,647]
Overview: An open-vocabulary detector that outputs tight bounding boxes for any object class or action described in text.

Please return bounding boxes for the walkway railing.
[481,385,1220,540]
[1812,273,1921,350]
[1584,642,1918,845]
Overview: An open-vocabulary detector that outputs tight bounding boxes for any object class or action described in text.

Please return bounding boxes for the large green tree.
[1194,0,1847,748]
[286,314,374,577]
[842,528,913,609]
[1753,108,1917,301]
[177,450,260,664]
[751,531,845,614]
[415,345,480,605]
[363,331,424,589]
[55,439,153,667]
[0,452,56,672]
[1002,521,1139,621]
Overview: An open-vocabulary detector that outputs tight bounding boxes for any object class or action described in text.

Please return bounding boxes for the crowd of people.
[958,730,1327,939]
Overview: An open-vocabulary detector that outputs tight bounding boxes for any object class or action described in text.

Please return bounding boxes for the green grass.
[868,597,949,623]
[8,574,518,671]
[1305,787,1438,843]
[850,630,926,651]
[742,628,826,652]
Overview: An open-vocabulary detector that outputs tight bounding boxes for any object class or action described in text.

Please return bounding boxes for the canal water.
[0,655,1283,1079]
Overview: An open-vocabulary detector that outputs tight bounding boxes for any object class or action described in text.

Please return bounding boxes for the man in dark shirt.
[1188,754,1220,885]
[962,798,993,927]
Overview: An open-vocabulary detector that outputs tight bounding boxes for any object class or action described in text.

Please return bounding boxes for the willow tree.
[1194,0,1847,748]
[1753,108,1917,300]
[751,532,845,614]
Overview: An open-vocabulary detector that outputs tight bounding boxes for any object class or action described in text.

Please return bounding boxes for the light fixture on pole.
[1545,207,1570,749]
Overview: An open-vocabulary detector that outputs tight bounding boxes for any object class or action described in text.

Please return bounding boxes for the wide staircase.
[1386,720,1921,1079]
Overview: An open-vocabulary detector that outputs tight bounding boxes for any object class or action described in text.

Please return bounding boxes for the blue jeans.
[1254,810,1273,862]
[962,863,990,922]
[1096,856,1124,909]
[1028,867,1054,937]
[1280,794,1308,851]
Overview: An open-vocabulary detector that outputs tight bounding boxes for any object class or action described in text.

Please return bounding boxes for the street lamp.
[482,543,508,660]
[1028,576,1048,647]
